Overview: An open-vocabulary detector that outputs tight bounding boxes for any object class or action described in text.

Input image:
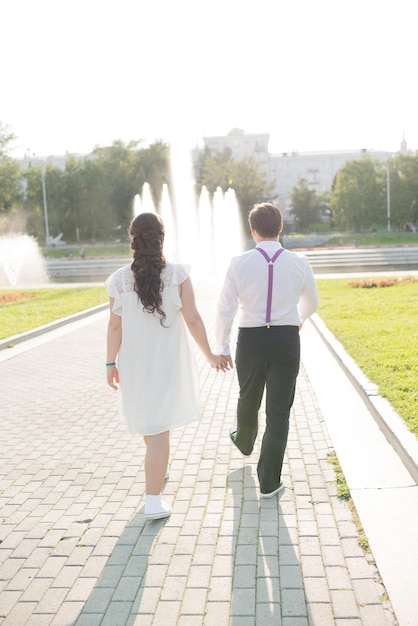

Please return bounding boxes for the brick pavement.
[0,283,398,625]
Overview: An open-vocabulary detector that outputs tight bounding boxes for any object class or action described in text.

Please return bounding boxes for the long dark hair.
[129,212,167,324]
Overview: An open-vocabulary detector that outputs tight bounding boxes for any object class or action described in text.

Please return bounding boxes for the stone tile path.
[0,284,398,625]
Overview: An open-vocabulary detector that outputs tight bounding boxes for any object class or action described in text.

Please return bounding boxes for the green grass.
[43,243,129,258]
[0,287,108,339]
[316,277,418,436]
[327,452,370,553]
[324,232,418,247]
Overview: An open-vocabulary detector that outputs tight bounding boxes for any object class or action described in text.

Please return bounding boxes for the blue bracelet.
[106,362,116,367]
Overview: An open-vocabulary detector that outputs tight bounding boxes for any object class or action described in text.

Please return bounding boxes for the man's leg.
[233,328,268,455]
[257,327,300,494]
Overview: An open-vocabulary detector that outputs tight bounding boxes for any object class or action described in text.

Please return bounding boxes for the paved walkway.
[0,280,414,625]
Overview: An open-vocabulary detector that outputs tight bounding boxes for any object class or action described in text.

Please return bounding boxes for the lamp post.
[41,162,50,245]
[386,158,391,233]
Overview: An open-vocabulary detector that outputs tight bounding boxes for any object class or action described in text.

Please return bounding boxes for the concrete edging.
[310,313,418,484]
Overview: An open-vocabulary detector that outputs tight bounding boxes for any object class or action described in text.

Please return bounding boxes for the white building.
[202,128,394,223]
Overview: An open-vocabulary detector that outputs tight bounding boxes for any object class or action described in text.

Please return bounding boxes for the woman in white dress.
[106,212,226,520]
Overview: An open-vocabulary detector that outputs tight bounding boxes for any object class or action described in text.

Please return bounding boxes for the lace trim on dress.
[115,263,175,294]
[161,264,174,288]
[113,266,133,294]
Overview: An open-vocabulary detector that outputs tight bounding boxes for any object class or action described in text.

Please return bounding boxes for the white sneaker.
[144,494,171,520]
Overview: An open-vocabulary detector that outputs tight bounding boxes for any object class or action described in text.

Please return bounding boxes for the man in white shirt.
[215,202,319,498]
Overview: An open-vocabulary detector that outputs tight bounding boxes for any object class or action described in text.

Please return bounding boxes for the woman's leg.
[144,431,170,495]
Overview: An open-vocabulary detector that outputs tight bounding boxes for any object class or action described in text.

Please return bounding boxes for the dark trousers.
[234,326,300,493]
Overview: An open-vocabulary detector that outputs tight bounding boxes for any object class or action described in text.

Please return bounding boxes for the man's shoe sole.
[260,482,285,499]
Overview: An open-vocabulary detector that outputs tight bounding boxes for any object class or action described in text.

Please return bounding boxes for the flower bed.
[348,276,418,288]
[0,292,39,304]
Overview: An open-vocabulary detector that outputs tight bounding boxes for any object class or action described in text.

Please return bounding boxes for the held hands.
[221,355,233,370]
[208,354,233,372]
[106,365,120,390]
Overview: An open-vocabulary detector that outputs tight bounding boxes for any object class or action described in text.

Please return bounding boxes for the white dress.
[105,262,201,435]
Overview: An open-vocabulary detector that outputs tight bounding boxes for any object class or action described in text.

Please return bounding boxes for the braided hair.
[129,212,167,325]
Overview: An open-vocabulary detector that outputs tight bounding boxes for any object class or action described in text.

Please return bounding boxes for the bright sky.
[2,0,417,159]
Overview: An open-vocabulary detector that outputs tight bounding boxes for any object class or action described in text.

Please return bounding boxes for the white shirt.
[215,241,319,355]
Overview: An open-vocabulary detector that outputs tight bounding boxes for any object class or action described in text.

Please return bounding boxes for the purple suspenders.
[256,247,284,327]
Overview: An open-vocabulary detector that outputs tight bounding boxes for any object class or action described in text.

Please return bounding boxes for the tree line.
[290,153,418,233]
[1,122,417,243]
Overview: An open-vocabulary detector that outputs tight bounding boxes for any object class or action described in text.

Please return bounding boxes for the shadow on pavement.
[67,513,167,626]
[228,465,312,624]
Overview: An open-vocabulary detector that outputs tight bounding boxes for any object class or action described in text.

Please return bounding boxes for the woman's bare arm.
[180,277,229,370]
[106,298,122,389]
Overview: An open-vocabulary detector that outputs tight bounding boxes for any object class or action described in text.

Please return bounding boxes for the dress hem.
[121,415,200,436]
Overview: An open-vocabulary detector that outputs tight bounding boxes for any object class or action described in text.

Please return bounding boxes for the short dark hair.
[248,203,283,238]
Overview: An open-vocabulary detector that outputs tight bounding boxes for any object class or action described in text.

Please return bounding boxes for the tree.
[195,151,275,228]
[289,179,321,232]
[330,157,384,231]
[23,163,65,242]
[43,166,65,238]
[0,122,22,221]
[90,140,169,238]
[0,157,23,214]
[92,140,141,230]
[61,157,85,242]
[78,159,111,241]
[18,140,170,243]
[23,164,46,239]
[199,155,232,196]
[137,140,170,209]
[229,158,276,219]
[0,122,16,158]
[388,152,418,229]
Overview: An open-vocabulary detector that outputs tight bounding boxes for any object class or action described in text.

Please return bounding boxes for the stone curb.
[310,313,418,484]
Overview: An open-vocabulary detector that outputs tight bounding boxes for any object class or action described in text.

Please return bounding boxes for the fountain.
[134,142,245,280]
[159,183,177,262]
[0,234,48,288]
[38,143,246,285]
[133,193,144,216]
[139,182,156,213]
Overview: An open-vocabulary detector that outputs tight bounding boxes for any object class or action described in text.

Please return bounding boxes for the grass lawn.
[316,276,418,436]
[0,287,108,340]
[323,232,418,247]
[43,243,129,258]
